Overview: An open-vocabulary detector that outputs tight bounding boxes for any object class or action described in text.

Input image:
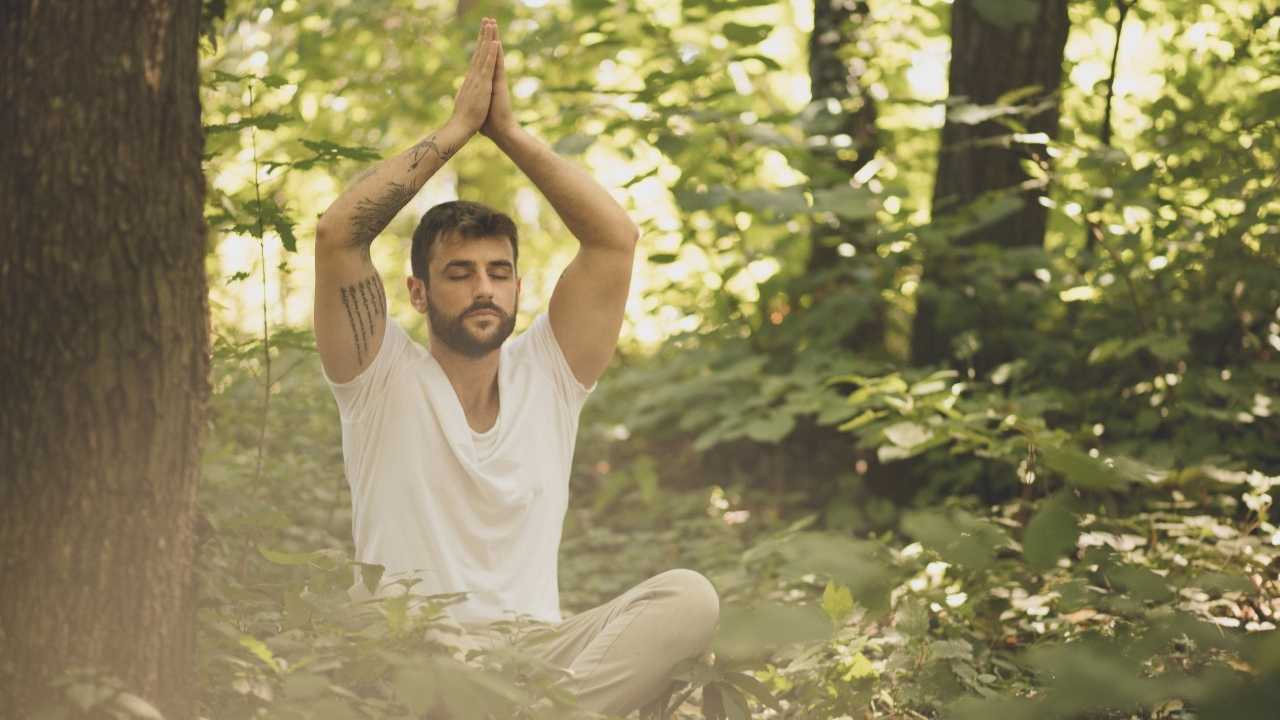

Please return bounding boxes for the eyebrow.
[442,260,514,272]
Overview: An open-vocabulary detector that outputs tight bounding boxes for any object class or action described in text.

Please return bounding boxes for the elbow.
[314,215,344,251]
[618,220,640,251]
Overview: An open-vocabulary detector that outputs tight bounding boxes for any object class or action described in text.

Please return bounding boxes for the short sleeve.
[323,315,410,423]
[524,313,595,412]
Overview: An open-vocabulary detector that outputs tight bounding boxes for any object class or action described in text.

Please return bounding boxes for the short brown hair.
[410,200,519,282]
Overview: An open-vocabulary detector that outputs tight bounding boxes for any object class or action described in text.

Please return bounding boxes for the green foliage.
[189,0,1280,717]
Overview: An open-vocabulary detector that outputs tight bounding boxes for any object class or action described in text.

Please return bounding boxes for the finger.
[466,25,485,74]
[479,39,498,79]
[493,41,506,84]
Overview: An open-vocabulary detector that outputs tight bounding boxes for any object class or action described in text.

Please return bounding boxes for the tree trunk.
[0,2,208,716]
[911,0,1069,371]
[806,0,884,353]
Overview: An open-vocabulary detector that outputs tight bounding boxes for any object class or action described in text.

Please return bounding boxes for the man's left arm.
[485,32,638,388]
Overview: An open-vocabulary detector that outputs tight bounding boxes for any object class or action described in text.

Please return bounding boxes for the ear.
[407,276,428,314]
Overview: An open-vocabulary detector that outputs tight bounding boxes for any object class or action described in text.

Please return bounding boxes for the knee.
[656,568,720,632]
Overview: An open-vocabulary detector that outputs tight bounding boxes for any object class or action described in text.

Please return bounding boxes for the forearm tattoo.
[349,181,417,247]
[408,134,454,172]
[339,273,387,366]
[346,135,454,247]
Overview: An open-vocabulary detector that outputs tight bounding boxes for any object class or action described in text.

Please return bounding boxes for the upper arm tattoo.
[338,272,387,367]
[349,181,416,248]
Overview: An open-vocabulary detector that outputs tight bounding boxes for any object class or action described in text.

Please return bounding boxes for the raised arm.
[483,26,640,388]
[313,19,500,383]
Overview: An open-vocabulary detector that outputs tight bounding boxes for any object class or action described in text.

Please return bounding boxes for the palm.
[452,19,498,134]
[481,36,516,138]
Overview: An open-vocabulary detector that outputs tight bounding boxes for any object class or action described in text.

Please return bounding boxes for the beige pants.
[447,569,721,718]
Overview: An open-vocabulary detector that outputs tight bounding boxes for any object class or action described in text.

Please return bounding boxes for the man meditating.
[312,17,719,717]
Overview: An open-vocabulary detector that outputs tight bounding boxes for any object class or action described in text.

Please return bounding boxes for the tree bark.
[911,0,1069,371]
[0,2,208,716]
[806,0,884,353]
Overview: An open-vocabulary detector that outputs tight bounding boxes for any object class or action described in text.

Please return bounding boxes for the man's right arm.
[314,18,500,383]
[312,122,470,384]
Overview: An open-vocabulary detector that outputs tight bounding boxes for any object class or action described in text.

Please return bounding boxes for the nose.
[473,273,496,301]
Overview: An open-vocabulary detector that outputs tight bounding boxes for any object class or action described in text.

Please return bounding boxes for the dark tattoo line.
[340,286,365,366]
[349,181,417,248]
[339,273,387,368]
[408,134,454,172]
[373,275,387,317]
[358,277,376,346]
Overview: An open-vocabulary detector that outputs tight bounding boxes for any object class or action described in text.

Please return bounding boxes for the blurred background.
[194,0,1279,717]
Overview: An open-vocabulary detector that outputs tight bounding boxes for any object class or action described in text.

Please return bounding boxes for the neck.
[429,335,501,430]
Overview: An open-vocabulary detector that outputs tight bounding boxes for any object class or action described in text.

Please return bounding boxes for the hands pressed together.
[451,17,517,142]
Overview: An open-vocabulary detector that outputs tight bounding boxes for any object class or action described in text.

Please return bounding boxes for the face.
[409,233,520,358]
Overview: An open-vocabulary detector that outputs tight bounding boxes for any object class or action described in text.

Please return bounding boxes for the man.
[312,18,719,718]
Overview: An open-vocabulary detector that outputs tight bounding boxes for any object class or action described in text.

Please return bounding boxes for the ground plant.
[12,0,1278,717]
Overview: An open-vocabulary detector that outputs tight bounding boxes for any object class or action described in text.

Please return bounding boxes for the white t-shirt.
[324,313,593,626]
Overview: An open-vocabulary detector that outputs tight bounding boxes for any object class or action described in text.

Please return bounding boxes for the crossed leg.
[517,568,721,718]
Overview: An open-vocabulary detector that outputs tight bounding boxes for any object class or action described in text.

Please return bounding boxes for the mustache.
[463,302,506,318]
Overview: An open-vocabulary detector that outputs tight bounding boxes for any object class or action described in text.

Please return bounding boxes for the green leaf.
[285,139,381,171]
[1190,571,1254,595]
[837,409,884,431]
[721,672,783,713]
[844,652,877,680]
[265,207,298,252]
[901,509,1009,571]
[736,53,782,70]
[673,184,731,212]
[883,421,932,448]
[811,184,877,220]
[238,634,281,672]
[770,533,899,612]
[204,112,295,134]
[208,69,249,86]
[1039,445,1132,490]
[648,252,679,264]
[1103,564,1174,602]
[929,639,974,661]
[1023,501,1078,570]
[722,22,772,46]
[742,413,796,443]
[721,684,750,720]
[1087,337,1128,365]
[822,581,855,625]
[896,597,930,636]
[1147,333,1189,361]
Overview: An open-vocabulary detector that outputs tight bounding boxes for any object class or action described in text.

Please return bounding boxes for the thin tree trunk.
[0,2,208,716]
[911,0,1069,371]
[806,0,884,353]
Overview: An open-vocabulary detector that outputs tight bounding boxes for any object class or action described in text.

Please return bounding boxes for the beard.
[426,296,518,358]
